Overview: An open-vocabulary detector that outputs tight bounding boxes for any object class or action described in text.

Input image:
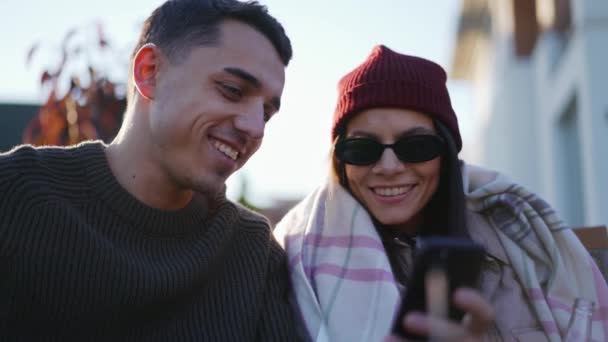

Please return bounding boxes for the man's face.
[147,20,285,196]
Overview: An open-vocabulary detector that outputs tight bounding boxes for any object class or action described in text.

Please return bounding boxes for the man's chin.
[190,177,226,197]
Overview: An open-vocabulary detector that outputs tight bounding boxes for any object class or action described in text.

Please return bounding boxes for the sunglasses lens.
[394,135,444,162]
[336,135,444,166]
[336,139,383,165]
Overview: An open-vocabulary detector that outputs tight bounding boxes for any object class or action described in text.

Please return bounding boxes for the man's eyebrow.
[224,67,260,88]
[223,67,281,111]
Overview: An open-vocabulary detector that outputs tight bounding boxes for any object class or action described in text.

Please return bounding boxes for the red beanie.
[332,45,462,151]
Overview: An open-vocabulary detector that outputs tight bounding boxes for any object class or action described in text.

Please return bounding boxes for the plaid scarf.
[274,163,608,341]
[463,164,608,341]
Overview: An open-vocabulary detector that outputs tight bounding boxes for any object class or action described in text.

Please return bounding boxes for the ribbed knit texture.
[0,142,299,342]
[332,44,462,150]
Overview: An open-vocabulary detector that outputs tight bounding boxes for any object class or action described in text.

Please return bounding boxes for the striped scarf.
[274,163,608,341]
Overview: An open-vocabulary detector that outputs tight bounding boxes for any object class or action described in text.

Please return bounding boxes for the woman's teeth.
[372,186,413,197]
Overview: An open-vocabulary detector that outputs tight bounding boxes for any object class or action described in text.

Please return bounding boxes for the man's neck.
[105,126,194,211]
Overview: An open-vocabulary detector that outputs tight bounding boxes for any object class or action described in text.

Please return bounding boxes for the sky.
[0,0,473,206]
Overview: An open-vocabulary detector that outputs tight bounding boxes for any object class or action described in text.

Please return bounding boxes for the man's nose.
[233,103,265,140]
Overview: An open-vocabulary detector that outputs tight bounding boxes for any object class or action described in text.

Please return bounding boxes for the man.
[0,0,299,340]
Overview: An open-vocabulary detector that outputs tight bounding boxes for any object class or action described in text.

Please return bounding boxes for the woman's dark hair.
[421,120,468,238]
[331,120,468,238]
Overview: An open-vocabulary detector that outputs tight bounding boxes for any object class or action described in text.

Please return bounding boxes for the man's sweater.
[0,142,299,341]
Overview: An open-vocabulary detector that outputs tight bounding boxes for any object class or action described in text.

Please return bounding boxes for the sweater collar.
[77,141,231,237]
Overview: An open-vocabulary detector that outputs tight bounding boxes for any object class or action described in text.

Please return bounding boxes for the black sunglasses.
[335,135,445,166]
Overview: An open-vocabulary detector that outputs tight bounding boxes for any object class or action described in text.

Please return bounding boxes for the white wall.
[474,0,608,227]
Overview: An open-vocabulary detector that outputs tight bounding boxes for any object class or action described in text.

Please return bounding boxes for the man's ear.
[132,43,162,100]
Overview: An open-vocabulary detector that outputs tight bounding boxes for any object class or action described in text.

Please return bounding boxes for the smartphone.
[390,237,486,340]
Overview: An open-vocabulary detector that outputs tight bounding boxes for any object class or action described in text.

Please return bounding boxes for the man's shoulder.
[0,142,100,200]
[233,202,272,230]
[1,143,40,168]
[0,143,92,175]
[0,144,47,186]
[232,202,288,256]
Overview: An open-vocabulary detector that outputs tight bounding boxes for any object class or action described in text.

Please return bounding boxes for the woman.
[274,45,608,341]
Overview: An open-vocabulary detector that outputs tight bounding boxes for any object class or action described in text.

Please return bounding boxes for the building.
[452,0,608,227]
[0,103,38,152]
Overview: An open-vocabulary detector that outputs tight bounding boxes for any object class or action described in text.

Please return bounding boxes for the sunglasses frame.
[335,134,445,166]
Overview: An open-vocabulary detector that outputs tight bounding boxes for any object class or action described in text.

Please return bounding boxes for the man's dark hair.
[128,0,292,100]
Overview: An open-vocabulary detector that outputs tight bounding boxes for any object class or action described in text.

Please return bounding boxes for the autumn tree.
[23,22,127,146]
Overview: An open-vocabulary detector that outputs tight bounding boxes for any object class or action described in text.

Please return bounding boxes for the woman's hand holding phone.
[385,237,495,341]
[384,287,494,341]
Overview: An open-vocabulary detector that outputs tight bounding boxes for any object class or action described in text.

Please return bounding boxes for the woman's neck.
[387,212,424,237]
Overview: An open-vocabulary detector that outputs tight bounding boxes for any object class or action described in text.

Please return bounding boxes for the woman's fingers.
[453,287,495,335]
[403,311,466,340]
[398,288,495,341]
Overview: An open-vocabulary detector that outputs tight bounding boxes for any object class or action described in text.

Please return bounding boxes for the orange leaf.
[41,71,52,85]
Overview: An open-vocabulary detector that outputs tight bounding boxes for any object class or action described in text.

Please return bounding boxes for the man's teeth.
[373,186,413,197]
[212,140,239,160]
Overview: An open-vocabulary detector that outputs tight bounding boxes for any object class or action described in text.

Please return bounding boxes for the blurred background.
[0,0,606,228]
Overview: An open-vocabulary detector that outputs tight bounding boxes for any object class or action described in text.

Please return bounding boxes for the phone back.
[391,237,486,340]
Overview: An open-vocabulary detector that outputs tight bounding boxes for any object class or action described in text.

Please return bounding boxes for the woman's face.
[342,108,442,233]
